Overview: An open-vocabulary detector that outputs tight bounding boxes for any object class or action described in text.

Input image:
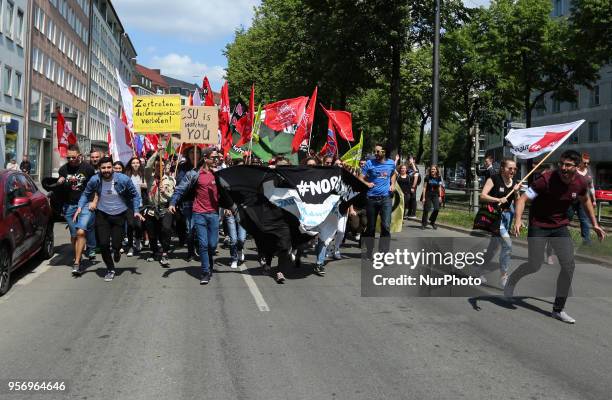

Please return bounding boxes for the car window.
[5,175,27,203]
[18,174,37,195]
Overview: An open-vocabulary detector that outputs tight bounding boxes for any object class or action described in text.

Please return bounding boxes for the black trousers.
[406,190,417,216]
[421,192,440,226]
[95,210,127,271]
[144,212,173,256]
[506,225,575,312]
[126,211,143,248]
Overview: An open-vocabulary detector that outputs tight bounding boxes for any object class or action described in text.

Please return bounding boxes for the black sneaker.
[431,222,438,230]
[104,270,115,282]
[160,254,170,267]
[200,273,211,285]
[71,263,82,277]
[113,249,121,263]
[87,250,96,261]
[314,264,326,276]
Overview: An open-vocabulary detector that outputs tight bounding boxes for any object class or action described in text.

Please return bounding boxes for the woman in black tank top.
[478,158,520,287]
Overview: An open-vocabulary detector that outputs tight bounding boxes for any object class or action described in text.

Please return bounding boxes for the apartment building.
[0,0,27,169]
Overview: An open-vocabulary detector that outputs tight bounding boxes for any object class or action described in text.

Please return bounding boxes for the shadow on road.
[468,296,554,318]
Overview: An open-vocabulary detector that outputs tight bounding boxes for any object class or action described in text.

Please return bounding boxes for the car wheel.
[40,224,55,260]
[0,246,11,297]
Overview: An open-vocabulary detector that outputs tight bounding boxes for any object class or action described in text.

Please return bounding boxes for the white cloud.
[113,0,259,39]
[151,53,225,89]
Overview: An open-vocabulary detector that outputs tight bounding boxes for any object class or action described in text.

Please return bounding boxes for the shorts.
[63,204,94,237]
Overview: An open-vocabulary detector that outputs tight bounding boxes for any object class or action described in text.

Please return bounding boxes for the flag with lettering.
[263,97,308,131]
[505,120,585,159]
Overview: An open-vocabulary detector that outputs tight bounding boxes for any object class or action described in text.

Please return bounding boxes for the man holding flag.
[503,121,606,324]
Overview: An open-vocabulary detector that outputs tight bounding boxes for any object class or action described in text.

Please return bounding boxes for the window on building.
[37,50,45,73]
[15,8,24,44]
[588,121,599,142]
[589,85,600,107]
[3,1,15,38]
[3,65,12,95]
[13,71,21,99]
[553,0,563,16]
[43,96,52,124]
[30,90,41,121]
[32,48,39,72]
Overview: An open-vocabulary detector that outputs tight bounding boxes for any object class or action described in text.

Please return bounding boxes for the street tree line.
[224,0,611,167]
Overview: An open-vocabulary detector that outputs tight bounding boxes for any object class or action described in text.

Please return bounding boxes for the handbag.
[473,202,501,235]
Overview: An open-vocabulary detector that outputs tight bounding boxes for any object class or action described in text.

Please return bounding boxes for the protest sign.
[133,95,182,133]
[181,106,219,144]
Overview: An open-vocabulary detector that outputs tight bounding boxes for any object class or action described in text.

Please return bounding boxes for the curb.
[435,222,612,269]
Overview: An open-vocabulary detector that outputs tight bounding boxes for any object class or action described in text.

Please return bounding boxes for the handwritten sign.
[133,95,182,133]
[181,106,218,144]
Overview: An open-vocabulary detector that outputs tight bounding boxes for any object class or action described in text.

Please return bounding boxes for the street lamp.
[431,0,441,165]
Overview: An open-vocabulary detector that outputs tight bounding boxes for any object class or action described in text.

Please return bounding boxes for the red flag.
[236,84,255,147]
[202,77,215,106]
[292,87,317,153]
[56,110,77,158]
[321,106,353,142]
[219,81,232,157]
[188,93,193,106]
[263,96,308,131]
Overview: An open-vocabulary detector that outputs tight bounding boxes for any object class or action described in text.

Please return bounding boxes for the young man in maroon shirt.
[169,148,220,285]
[505,150,606,323]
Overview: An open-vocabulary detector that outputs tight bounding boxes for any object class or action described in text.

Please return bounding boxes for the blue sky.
[113,0,490,92]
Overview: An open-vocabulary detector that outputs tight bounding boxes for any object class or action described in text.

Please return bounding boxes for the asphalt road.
[1,221,611,400]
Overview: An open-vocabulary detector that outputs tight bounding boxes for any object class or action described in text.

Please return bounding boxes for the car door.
[18,174,47,253]
[4,175,29,266]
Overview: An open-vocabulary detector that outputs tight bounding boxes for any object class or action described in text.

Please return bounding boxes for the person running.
[361,144,396,256]
[420,165,442,229]
[567,153,596,246]
[57,145,97,274]
[124,157,146,256]
[75,157,143,281]
[505,150,606,324]
[144,150,175,266]
[169,148,219,285]
[478,158,520,287]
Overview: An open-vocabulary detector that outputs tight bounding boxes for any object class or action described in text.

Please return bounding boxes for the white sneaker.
[478,275,487,284]
[290,250,296,262]
[355,233,361,241]
[546,256,555,265]
[127,247,134,257]
[500,273,508,288]
[333,251,342,260]
[238,251,245,263]
[552,311,575,324]
[230,260,238,269]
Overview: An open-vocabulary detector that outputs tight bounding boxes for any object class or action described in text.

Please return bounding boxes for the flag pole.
[502,146,557,201]
[173,141,184,178]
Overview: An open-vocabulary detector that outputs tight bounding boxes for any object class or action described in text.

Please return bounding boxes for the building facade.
[162,75,199,106]
[133,64,168,96]
[0,0,27,169]
[26,0,90,178]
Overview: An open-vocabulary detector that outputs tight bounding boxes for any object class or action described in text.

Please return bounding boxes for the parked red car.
[0,170,54,296]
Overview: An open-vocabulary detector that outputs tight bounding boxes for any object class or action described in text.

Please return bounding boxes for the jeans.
[567,202,591,244]
[225,213,246,262]
[181,203,197,256]
[506,225,575,312]
[315,238,327,265]
[63,203,96,252]
[484,207,514,274]
[421,192,440,226]
[193,212,219,275]
[333,214,348,253]
[95,210,127,271]
[364,195,392,255]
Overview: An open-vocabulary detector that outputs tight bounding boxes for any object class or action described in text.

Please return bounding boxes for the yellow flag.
[340,132,363,168]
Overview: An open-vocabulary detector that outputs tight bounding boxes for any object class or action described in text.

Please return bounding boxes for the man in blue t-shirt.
[360,144,397,255]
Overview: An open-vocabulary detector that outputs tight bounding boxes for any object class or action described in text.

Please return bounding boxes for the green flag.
[340,132,363,168]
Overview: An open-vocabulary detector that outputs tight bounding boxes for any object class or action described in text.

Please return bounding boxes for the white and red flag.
[56,110,77,158]
[505,120,585,159]
[108,108,134,165]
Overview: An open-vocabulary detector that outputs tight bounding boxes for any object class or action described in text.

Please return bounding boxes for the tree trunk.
[388,41,401,157]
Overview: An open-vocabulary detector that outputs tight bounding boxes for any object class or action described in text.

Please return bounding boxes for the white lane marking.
[237,263,270,312]
[15,262,53,286]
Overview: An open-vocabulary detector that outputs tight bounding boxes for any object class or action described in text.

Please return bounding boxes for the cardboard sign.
[133,95,182,133]
[181,106,218,144]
